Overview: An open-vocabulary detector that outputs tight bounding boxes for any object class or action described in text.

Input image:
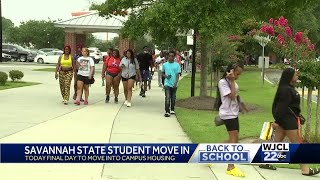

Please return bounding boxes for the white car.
[88,49,103,64]
[34,50,63,64]
[2,53,12,61]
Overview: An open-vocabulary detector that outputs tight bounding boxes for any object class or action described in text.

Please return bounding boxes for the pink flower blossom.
[269,18,274,24]
[260,25,275,36]
[307,44,315,51]
[274,20,279,26]
[303,38,311,45]
[277,34,285,45]
[294,32,303,44]
[284,19,288,26]
[285,27,292,37]
[278,16,288,26]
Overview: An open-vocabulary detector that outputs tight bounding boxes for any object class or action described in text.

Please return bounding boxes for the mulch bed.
[176,96,216,111]
[176,96,260,112]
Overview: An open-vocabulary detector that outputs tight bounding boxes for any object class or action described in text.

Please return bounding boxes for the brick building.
[54,11,133,56]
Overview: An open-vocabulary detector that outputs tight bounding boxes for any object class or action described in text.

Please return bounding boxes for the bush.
[9,70,24,82]
[0,71,8,85]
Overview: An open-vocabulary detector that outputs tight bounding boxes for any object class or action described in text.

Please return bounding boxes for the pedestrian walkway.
[0,71,318,179]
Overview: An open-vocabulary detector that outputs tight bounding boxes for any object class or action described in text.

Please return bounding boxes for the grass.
[0,81,40,90]
[176,68,319,169]
[32,68,56,72]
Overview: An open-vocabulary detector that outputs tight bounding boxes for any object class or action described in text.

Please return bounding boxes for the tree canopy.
[91,0,318,46]
[5,20,65,49]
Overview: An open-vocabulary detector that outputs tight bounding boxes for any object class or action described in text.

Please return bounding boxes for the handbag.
[288,107,305,125]
[214,116,224,126]
[259,122,274,140]
[89,77,95,84]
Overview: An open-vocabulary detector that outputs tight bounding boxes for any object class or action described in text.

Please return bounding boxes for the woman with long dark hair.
[102,49,121,103]
[120,49,141,107]
[55,45,75,105]
[272,68,319,176]
[216,63,245,177]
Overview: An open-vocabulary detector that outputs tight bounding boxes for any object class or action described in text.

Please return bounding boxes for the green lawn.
[0,81,40,90]
[176,68,318,169]
[33,68,56,72]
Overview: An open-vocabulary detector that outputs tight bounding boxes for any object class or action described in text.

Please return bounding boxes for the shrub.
[9,70,24,82]
[0,71,8,85]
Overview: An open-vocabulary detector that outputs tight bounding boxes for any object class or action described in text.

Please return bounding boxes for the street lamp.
[254,35,271,84]
[191,29,198,97]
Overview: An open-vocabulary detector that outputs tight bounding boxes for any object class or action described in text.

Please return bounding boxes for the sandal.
[302,168,320,176]
[259,164,277,170]
[226,167,245,177]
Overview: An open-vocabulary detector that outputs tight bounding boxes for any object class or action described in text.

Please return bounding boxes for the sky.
[2,0,118,40]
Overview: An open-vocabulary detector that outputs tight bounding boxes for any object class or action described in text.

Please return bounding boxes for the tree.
[2,17,15,42]
[86,33,95,46]
[2,17,14,32]
[92,0,319,97]
[247,16,318,142]
[5,20,64,49]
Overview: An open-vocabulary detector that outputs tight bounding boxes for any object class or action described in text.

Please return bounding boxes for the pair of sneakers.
[124,101,131,107]
[164,111,175,117]
[62,100,68,105]
[74,100,88,105]
[139,91,146,98]
[105,96,118,103]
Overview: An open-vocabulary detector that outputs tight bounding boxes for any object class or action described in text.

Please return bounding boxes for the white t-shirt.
[156,56,164,64]
[218,78,239,120]
[77,56,95,77]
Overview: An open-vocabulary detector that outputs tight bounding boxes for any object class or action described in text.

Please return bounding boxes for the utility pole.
[191,29,198,97]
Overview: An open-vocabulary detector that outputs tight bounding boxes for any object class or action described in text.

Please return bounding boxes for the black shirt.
[137,53,152,70]
[272,85,300,122]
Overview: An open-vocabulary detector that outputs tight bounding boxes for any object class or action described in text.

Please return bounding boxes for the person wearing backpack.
[215,63,245,177]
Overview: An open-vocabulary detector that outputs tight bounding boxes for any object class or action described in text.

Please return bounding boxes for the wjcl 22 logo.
[261,143,290,162]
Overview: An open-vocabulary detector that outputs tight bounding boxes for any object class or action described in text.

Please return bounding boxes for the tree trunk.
[316,87,320,142]
[302,86,305,110]
[199,38,208,97]
[305,88,313,142]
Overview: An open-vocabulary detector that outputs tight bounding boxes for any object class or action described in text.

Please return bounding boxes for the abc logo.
[277,152,287,161]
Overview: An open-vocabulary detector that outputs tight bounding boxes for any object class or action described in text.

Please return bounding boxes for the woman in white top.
[217,63,245,177]
[74,48,95,105]
[120,49,141,107]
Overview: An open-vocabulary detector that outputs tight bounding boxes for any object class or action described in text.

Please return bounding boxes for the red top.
[175,55,181,65]
[104,55,112,63]
[106,56,121,74]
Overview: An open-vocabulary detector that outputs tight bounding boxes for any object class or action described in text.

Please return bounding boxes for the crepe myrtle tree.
[247,16,318,142]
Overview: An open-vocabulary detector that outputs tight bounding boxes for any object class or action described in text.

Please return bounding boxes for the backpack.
[213,85,222,111]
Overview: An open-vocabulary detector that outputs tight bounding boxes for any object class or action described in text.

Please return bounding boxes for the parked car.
[34,50,63,64]
[2,53,12,61]
[2,44,31,62]
[25,49,39,62]
[39,48,61,53]
[88,48,103,64]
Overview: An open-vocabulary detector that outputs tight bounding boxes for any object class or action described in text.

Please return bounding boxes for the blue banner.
[1,144,197,163]
[1,143,320,163]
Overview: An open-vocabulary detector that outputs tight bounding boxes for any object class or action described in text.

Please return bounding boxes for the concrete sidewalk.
[0,70,318,179]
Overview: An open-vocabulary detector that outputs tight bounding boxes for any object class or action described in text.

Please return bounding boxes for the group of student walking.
[55,46,94,106]
[216,63,320,177]
[55,45,181,116]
